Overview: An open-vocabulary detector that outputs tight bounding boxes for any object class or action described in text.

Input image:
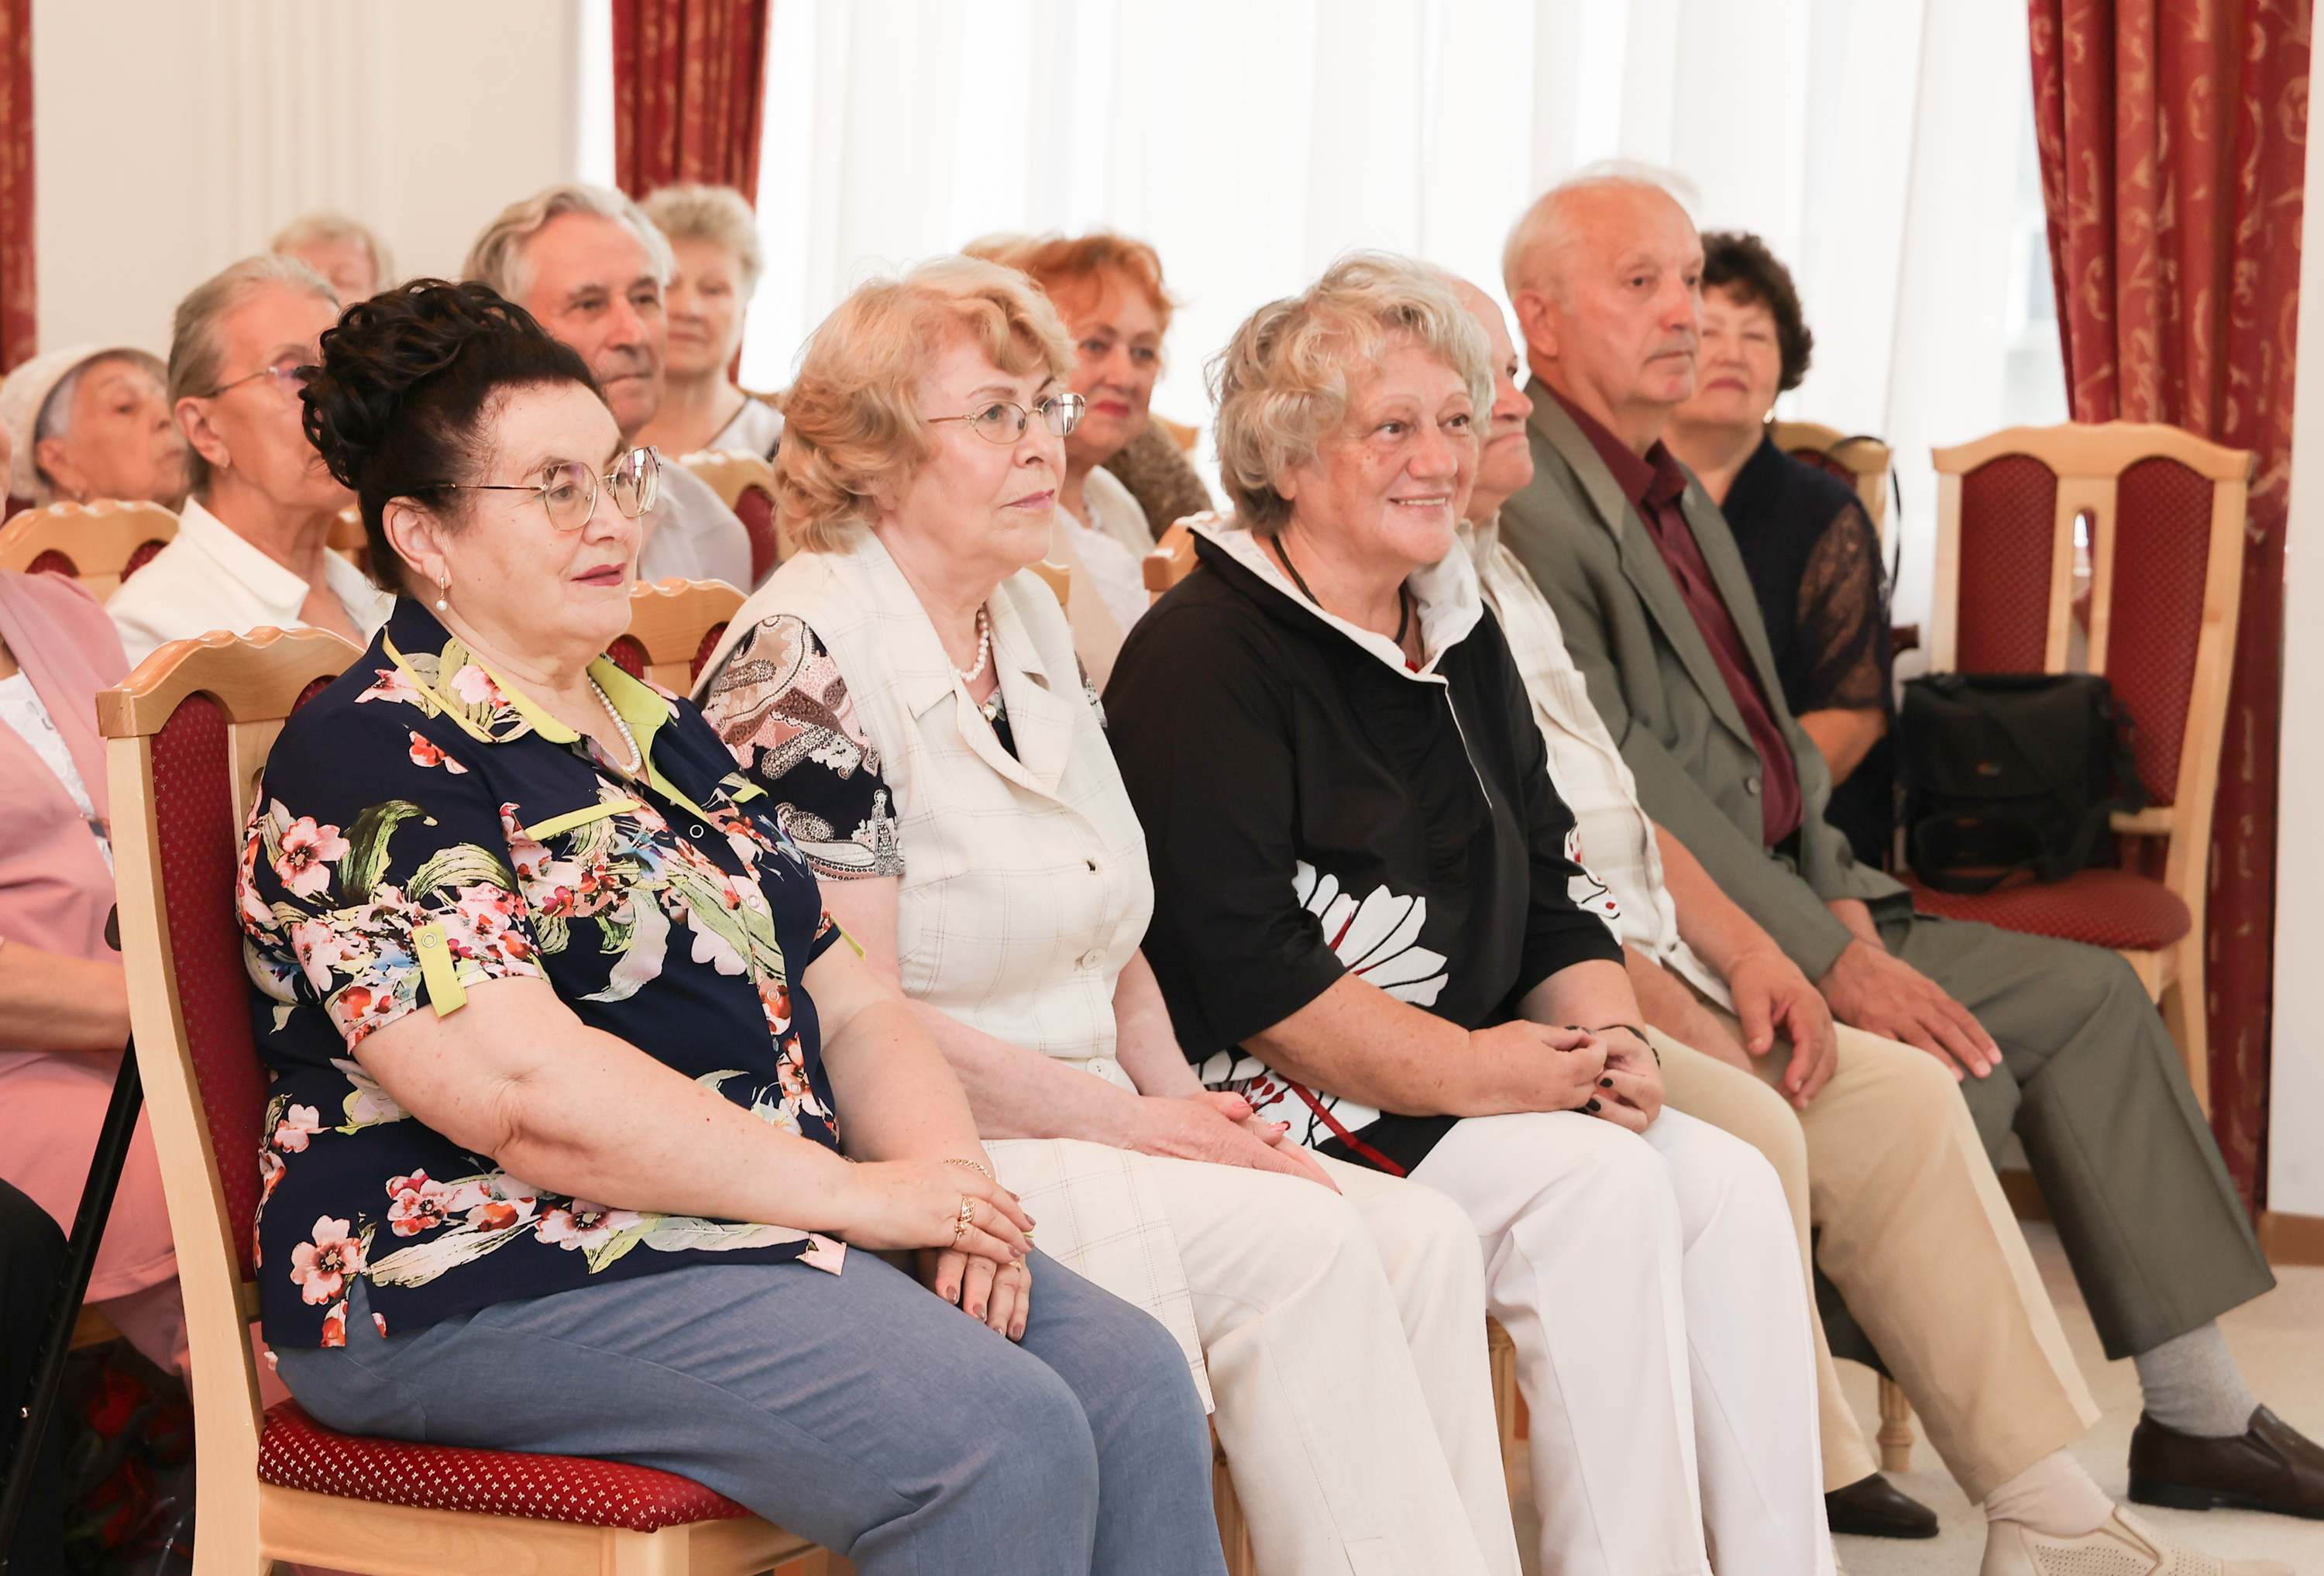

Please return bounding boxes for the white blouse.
[0,670,108,868]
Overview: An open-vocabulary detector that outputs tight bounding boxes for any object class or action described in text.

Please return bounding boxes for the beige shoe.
[1982,1507,2292,1575]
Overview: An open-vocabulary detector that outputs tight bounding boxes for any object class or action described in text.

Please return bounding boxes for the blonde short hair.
[640,184,763,297]
[1209,253,1489,533]
[462,183,674,305]
[270,212,396,292]
[778,256,1074,555]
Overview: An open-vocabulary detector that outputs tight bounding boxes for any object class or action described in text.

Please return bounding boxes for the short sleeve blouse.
[240,600,845,1350]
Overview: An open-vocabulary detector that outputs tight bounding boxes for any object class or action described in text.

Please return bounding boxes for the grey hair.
[463,183,675,306]
[639,183,763,298]
[270,212,397,292]
[168,254,339,494]
[1208,252,1490,534]
[1502,160,1703,305]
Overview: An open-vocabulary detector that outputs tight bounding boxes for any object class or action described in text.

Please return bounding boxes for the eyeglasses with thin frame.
[929,392,1087,446]
[433,446,662,532]
[199,358,317,403]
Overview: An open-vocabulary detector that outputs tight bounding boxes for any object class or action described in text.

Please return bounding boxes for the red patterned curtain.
[2030,0,2309,1209]
[0,0,34,372]
[612,0,770,202]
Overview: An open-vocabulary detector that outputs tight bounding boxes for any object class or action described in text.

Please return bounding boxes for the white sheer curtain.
[731,0,2061,625]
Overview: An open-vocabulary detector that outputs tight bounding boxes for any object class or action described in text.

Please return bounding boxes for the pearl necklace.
[954,607,993,685]
[586,674,642,774]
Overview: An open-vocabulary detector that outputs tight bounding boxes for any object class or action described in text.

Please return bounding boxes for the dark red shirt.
[1550,390,1804,847]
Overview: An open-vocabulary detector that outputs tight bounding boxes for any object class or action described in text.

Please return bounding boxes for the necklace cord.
[1271,534,1416,653]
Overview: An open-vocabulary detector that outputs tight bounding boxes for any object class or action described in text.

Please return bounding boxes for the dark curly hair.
[1699,231,1813,394]
[301,280,597,594]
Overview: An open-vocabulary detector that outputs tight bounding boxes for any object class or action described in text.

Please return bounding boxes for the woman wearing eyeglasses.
[107,255,391,667]
[240,280,1224,1576]
[692,257,1520,1576]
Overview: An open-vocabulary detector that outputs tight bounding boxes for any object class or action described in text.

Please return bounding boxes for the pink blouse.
[0,569,173,1301]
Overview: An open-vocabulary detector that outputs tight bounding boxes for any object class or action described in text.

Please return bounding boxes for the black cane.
[0,1042,143,1572]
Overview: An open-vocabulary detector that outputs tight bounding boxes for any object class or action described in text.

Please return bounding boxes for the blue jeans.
[276,1250,1224,1576]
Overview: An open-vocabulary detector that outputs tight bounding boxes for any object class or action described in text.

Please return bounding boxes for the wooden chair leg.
[1876,1376,1915,1473]
[1212,1434,1256,1576]
[1487,1317,1522,1502]
[2163,934,2210,1116]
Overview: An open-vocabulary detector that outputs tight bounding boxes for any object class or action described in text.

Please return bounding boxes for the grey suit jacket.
[1497,393,1903,979]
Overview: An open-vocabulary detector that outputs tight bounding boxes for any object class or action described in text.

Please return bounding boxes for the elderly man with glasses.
[464,184,754,592]
[108,255,393,666]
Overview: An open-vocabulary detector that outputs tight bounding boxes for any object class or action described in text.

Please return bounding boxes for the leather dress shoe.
[2129,1406,2324,1519]
[1825,1471,1939,1538]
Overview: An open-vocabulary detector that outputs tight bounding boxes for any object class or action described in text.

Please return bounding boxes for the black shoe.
[1825,1472,1940,1539]
[2128,1406,2324,1519]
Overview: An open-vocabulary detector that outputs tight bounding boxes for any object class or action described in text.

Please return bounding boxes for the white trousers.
[1412,1109,1831,1576]
[1147,1148,1521,1576]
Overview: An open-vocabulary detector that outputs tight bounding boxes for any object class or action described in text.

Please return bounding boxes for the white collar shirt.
[105,496,394,668]
[1466,516,1731,1008]
[638,463,753,590]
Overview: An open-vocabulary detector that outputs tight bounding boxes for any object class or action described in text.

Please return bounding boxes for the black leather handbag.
[1899,672,2147,893]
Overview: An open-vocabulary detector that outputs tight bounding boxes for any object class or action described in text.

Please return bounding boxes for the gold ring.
[951,1195,975,1245]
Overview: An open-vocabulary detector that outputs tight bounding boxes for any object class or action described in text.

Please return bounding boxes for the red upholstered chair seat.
[1900,865,2192,951]
[257,1402,750,1531]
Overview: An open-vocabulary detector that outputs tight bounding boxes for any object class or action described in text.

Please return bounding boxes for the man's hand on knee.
[1727,947,1839,1108]
[1816,938,2001,1082]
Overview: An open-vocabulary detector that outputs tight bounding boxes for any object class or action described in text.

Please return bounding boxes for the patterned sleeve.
[239,705,545,1050]
[698,614,905,882]
[1789,500,1890,714]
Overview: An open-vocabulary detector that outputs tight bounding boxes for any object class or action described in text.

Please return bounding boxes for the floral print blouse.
[240,600,845,1350]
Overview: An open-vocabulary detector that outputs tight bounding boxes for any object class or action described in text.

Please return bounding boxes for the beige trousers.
[1654,1010,2100,1501]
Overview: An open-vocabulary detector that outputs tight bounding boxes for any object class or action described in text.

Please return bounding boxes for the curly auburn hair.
[775,256,1074,554]
[302,279,597,594]
[1699,230,1813,393]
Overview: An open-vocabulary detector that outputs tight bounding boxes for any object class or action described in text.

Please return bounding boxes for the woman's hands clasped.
[839,1157,1036,1341]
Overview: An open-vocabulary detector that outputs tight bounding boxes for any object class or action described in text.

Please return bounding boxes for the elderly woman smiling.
[694,256,1522,1576]
[242,280,1220,1576]
[1103,254,1834,1576]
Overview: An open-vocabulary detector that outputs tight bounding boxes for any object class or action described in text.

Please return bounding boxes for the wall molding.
[2258,1210,2324,1267]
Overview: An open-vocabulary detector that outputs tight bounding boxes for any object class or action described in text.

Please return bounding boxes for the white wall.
[2270,103,2324,1218]
[33,0,585,360]
[732,0,2056,631]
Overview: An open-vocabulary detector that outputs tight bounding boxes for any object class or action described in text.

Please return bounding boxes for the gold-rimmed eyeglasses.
[929,393,1086,445]
[434,446,662,532]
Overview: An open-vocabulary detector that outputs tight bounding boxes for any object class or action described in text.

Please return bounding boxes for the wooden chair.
[1770,420,1893,544]
[610,577,749,692]
[100,625,826,1576]
[327,506,370,576]
[677,449,781,587]
[1142,518,1200,602]
[1905,422,2251,1110]
[1153,415,1202,456]
[0,500,177,599]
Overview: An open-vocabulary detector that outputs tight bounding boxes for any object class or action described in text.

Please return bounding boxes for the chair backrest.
[1769,420,1893,544]
[101,626,366,1484]
[1030,559,1070,607]
[0,500,178,599]
[678,449,780,584]
[1930,421,2250,828]
[1143,520,1198,601]
[610,576,748,691]
[1152,415,1202,456]
[326,505,370,575]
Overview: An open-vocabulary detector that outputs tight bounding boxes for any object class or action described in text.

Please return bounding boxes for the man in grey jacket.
[1494,168,2321,1563]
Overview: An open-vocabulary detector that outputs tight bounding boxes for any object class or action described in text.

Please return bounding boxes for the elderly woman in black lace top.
[1664,232,1894,867]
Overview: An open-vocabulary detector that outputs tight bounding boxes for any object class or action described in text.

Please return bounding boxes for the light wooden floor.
[1511,1222,2324,1574]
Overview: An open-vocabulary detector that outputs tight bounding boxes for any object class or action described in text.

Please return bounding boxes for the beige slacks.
[1654,1010,2100,1502]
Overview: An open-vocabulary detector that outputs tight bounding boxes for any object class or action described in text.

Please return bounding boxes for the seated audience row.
[2,173,2311,1576]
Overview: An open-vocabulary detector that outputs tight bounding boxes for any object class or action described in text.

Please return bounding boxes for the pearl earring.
[435,576,450,613]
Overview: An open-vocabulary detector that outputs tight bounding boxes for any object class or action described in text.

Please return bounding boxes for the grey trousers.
[276,1251,1226,1576]
[1882,910,2274,1360]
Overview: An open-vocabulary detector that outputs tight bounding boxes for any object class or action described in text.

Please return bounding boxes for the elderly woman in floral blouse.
[237,279,1222,1576]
